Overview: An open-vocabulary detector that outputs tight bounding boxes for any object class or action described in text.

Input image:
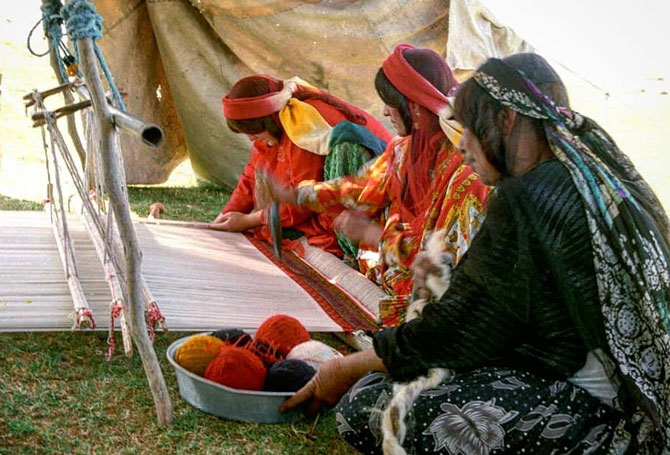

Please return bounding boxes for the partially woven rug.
[245,234,380,333]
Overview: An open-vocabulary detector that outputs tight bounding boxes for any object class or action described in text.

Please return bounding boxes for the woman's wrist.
[244,211,263,229]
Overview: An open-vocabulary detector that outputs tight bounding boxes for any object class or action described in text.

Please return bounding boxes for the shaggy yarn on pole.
[174,335,226,377]
[60,0,126,110]
[211,328,252,347]
[287,340,343,370]
[204,346,267,391]
[255,314,311,357]
[263,359,316,392]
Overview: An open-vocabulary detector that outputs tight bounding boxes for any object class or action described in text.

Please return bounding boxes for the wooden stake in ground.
[76,35,173,426]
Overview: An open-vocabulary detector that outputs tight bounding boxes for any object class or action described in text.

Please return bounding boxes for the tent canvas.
[93,0,531,186]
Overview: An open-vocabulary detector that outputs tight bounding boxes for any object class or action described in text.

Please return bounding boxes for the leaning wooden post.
[75,37,173,426]
[45,25,87,169]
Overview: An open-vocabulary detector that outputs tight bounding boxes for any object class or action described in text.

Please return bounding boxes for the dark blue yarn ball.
[210,328,252,347]
[263,359,316,392]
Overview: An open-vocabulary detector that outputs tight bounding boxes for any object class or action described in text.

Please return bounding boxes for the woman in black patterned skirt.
[280,53,670,455]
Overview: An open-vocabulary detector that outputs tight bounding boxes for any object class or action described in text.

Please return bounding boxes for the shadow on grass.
[0,194,42,211]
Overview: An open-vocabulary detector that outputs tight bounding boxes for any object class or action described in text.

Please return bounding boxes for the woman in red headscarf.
[211,75,391,257]
[267,45,489,325]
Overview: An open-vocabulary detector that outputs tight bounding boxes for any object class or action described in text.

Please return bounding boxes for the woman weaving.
[267,45,489,326]
[280,54,670,454]
[211,75,391,257]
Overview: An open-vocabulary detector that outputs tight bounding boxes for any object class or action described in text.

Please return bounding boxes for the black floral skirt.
[334,367,624,455]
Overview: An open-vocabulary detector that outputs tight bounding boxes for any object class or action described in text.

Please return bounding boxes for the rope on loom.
[61,0,126,111]
[35,90,126,283]
[28,0,80,81]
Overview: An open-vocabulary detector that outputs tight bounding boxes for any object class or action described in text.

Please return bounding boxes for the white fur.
[382,230,457,454]
[382,368,451,455]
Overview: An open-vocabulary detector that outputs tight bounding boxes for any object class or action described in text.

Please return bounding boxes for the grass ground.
[0,332,355,455]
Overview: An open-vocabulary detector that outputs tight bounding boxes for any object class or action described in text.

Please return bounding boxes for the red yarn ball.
[255,314,310,357]
[204,346,267,391]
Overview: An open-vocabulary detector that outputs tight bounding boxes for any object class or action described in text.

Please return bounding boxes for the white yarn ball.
[286,340,342,370]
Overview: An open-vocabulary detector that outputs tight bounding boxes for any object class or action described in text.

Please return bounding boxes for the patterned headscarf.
[474,57,670,447]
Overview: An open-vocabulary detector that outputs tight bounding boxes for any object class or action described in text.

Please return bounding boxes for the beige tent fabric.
[96,1,187,184]
[95,0,529,187]
[446,0,533,80]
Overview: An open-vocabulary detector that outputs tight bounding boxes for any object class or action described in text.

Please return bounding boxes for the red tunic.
[222,99,391,256]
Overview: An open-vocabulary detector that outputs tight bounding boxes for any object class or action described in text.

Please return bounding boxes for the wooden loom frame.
[34,0,173,425]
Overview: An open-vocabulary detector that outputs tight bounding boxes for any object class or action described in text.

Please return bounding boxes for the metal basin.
[166,334,301,423]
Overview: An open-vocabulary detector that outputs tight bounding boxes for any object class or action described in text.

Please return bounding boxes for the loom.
[3,0,383,426]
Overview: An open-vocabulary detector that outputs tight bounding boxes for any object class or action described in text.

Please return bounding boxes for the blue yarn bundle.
[263,359,315,393]
[60,0,126,111]
[40,0,68,80]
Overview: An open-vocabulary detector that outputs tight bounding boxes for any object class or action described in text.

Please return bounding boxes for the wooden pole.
[45,202,93,328]
[79,199,133,356]
[76,37,172,425]
[47,47,87,169]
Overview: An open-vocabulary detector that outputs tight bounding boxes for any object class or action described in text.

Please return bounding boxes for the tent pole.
[75,35,173,426]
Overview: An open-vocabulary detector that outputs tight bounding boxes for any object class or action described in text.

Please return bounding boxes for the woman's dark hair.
[454,79,509,174]
[374,69,412,133]
[227,116,283,139]
[454,54,570,175]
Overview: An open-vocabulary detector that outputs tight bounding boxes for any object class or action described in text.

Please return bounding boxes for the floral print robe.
[296,135,489,326]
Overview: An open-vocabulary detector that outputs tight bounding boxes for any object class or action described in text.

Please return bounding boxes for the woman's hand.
[279,357,357,415]
[333,210,383,245]
[209,211,261,232]
[280,348,386,415]
[410,252,442,301]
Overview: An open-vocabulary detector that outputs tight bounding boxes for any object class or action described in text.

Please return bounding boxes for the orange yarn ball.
[204,346,267,391]
[175,335,226,376]
[255,314,311,357]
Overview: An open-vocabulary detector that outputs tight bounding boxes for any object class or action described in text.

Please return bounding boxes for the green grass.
[127,182,231,222]
[0,189,356,455]
[0,194,43,211]
[0,332,355,455]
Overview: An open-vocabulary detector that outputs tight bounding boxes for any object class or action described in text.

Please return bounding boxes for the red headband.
[222,75,289,120]
[381,44,458,116]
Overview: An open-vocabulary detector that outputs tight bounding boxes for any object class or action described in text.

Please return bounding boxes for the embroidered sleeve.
[296,146,392,217]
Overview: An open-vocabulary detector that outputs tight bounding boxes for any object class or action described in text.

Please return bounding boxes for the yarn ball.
[250,339,284,367]
[211,328,252,347]
[255,314,310,357]
[204,346,267,391]
[263,359,316,392]
[287,340,343,370]
[174,335,226,376]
